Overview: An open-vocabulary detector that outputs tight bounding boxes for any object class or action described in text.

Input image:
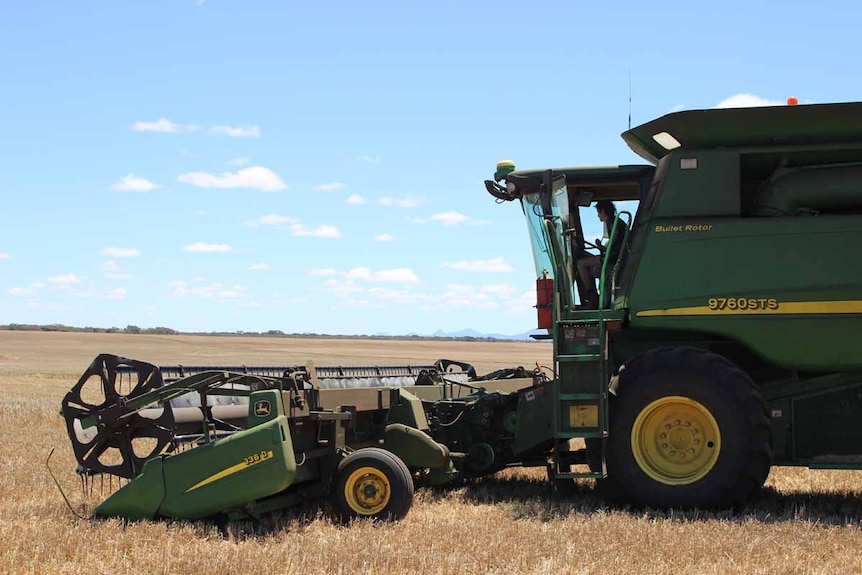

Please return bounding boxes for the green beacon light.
[494,159,516,182]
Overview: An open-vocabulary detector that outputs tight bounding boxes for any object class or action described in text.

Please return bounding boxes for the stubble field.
[1,331,861,575]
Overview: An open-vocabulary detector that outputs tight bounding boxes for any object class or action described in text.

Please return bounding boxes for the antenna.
[628,69,632,130]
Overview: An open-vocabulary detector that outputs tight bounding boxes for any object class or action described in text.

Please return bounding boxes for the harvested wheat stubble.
[1,331,860,575]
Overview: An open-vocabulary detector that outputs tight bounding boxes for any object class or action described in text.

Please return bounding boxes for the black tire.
[333,447,414,522]
[604,347,771,509]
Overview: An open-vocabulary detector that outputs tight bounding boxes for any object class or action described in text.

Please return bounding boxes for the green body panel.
[621,101,862,163]
[247,389,285,427]
[384,423,449,468]
[95,458,165,520]
[96,416,295,520]
[387,389,430,431]
[512,381,556,455]
[159,415,295,519]
[625,211,862,370]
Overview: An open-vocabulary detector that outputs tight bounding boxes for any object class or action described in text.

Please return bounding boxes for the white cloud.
[290,224,341,238]
[254,214,299,226]
[375,268,420,282]
[669,104,685,113]
[218,285,248,298]
[375,233,396,242]
[111,174,161,192]
[8,287,32,296]
[442,257,514,273]
[345,267,372,280]
[506,290,537,317]
[183,242,232,253]
[357,155,381,164]
[101,260,131,279]
[49,273,82,284]
[132,118,199,134]
[178,166,287,192]
[99,247,140,258]
[379,196,424,208]
[365,287,429,306]
[430,211,470,226]
[210,125,261,138]
[309,268,339,276]
[482,283,519,298]
[714,94,783,109]
[347,194,366,205]
[0,253,9,259]
[249,262,270,271]
[170,280,245,299]
[322,279,365,298]
[106,288,127,300]
[30,282,46,288]
[438,283,498,310]
[346,267,419,282]
[71,290,97,298]
[227,157,250,167]
[195,209,208,216]
[313,182,346,191]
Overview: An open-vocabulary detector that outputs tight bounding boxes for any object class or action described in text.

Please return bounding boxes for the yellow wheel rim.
[631,396,721,486]
[344,466,391,515]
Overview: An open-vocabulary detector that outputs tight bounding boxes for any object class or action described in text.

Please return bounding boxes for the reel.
[61,354,175,479]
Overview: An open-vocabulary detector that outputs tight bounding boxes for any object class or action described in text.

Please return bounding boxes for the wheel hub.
[345,467,391,515]
[631,396,721,486]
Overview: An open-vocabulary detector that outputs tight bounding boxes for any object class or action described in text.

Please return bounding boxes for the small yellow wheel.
[334,448,414,521]
[631,396,721,485]
[343,466,391,515]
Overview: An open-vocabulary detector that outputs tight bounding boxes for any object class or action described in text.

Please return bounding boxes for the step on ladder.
[549,311,617,480]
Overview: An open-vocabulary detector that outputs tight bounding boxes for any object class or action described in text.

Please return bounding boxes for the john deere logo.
[254,400,271,417]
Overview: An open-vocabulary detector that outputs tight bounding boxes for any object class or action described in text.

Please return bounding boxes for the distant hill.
[390,328,546,341]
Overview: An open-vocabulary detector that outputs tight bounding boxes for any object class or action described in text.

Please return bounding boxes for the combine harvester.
[62,99,862,521]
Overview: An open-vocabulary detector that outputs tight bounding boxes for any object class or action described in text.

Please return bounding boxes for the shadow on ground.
[162,474,862,540]
[427,473,862,526]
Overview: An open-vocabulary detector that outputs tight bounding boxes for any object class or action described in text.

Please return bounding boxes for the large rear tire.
[604,347,771,509]
[333,448,414,521]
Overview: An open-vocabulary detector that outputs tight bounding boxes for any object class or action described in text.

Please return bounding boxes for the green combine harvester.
[62,100,862,520]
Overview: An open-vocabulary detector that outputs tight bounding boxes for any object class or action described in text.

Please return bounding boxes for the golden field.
[1,330,861,575]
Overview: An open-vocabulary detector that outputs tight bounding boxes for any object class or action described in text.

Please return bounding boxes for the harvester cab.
[486,162,652,313]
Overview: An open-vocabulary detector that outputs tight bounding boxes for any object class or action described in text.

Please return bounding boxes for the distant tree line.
[0,323,178,335]
[0,323,535,342]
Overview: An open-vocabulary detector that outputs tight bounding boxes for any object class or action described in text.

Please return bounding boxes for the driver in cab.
[576,200,628,309]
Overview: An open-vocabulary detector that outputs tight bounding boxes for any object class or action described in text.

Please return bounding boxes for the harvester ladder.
[551,211,631,480]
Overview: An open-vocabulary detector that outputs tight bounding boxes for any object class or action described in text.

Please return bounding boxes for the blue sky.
[1,1,860,335]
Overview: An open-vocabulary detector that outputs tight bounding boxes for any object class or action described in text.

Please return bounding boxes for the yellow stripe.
[636,300,862,318]
[184,450,274,493]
